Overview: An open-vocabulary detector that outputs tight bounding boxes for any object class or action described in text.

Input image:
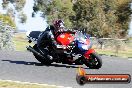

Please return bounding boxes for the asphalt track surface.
[0,51,132,88]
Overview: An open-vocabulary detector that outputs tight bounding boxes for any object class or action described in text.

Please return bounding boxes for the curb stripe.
[0,79,72,88]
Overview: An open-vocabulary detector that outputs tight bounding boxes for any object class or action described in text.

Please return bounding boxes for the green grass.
[0,80,59,88]
[96,49,132,58]
[13,32,32,51]
[13,39,29,51]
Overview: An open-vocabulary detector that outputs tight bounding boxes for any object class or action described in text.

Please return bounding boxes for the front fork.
[83,49,95,59]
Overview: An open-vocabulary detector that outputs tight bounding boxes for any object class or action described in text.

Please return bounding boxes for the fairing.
[56,33,74,45]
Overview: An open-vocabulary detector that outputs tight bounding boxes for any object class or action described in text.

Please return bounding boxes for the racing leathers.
[37,25,58,60]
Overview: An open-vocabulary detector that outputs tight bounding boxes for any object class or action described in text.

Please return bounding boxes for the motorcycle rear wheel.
[84,53,102,69]
[33,45,52,65]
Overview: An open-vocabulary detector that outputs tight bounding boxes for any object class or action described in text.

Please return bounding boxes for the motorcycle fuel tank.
[56,33,74,45]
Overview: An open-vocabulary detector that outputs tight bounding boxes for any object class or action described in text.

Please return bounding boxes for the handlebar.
[56,30,76,34]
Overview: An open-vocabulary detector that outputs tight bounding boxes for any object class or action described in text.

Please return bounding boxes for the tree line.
[1,0,132,39]
[33,0,132,38]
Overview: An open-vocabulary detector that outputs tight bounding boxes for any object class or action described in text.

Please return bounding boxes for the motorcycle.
[26,30,102,69]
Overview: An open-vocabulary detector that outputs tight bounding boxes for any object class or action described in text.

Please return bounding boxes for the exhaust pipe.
[26,46,43,57]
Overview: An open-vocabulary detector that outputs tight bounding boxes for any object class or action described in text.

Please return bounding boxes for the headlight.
[79,38,86,43]
[81,44,92,50]
[82,45,89,50]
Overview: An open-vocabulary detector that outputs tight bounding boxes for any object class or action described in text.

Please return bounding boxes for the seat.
[28,31,42,39]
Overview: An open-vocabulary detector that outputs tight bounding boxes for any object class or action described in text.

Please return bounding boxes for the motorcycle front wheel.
[84,53,102,69]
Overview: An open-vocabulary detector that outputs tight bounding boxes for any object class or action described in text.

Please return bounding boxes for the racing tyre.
[84,53,102,69]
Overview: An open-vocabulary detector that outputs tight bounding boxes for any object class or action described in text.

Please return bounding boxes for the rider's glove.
[56,45,67,49]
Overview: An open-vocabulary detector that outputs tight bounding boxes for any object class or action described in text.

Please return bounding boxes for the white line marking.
[0,79,72,88]
[128,59,132,60]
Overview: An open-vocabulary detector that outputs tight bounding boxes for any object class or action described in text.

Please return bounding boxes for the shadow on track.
[1,60,89,69]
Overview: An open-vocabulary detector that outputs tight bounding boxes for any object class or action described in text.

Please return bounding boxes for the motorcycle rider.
[37,19,65,60]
